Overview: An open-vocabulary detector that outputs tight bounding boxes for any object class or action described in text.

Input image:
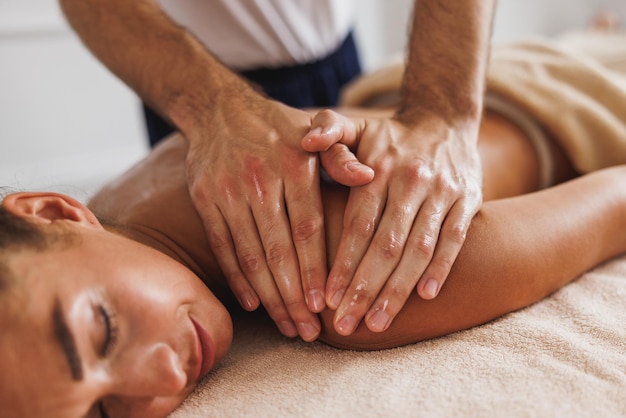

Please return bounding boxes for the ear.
[2,192,102,229]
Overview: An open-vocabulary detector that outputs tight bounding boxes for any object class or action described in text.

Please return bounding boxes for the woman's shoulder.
[88,134,188,220]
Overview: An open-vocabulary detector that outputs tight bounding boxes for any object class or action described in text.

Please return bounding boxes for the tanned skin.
[89,107,626,350]
[60,0,496,340]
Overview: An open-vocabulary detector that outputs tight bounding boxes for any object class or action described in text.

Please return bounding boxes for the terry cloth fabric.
[339,32,626,174]
[171,254,626,418]
[486,33,626,173]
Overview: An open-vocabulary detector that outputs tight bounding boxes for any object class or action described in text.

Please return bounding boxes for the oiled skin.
[89,109,626,350]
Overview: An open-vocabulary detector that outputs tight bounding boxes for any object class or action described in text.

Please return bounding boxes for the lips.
[190,317,216,381]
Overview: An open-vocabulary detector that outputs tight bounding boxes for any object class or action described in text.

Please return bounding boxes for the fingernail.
[423,279,439,299]
[336,314,358,335]
[346,161,373,175]
[307,290,326,312]
[239,291,258,310]
[368,309,390,332]
[308,126,323,137]
[278,320,298,337]
[329,289,345,310]
[297,322,320,342]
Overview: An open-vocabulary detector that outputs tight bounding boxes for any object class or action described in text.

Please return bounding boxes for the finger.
[301,109,360,151]
[250,180,321,342]
[189,174,263,312]
[284,156,327,313]
[325,181,388,311]
[202,174,301,339]
[303,109,373,186]
[331,181,426,335]
[319,143,375,187]
[200,203,261,312]
[417,199,475,300]
[223,203,301,338]
[363,269,417,333]
[362,198,448,333]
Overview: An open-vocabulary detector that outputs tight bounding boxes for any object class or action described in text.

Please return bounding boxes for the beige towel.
[488,35,626,173]
[172,255,626,417]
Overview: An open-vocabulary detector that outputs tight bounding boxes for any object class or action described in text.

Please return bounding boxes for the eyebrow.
[52,298,84,381]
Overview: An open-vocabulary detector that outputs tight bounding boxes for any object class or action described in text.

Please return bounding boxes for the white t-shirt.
[157,0,357,70]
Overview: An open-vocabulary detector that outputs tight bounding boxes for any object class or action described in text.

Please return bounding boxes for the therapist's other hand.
[185,99,372,342]
[302,109,483,336]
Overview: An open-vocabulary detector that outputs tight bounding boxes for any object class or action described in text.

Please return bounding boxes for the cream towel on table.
[172,256,626,417]
[171,33,626,417]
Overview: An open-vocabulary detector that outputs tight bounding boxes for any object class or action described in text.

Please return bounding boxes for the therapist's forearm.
[59,0,261,141]
[397,0,496,127]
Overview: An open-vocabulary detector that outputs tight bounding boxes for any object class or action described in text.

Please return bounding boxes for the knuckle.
[292,217,322,243]
[370,161,385,175]
[318,108,336,120]
[238,250,263,274]
[329,262,354,288]
[467,180,482,196]
[381,281,407,303]
[264,242,288,267]
[207,231,231,253]
[444,222,468,245]
[301,264,325,288]
[374,232,404,260]
[282,295,306,310]
[189,182,204,200]
[434,174,457,195]
[327,143,349,163]
[189,179,215,204]
[356,188,380,208]
[350,282,375,306]
[412,233,437,258]
[430,256,455,276]
[404,164,432,186]
[348,215,377,240]
[427,206,444,224]
[390,201,413,223]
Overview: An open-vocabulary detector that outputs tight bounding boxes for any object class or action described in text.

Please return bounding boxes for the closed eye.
[97,304,119,357]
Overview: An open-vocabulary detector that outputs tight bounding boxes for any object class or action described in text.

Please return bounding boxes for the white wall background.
[0,0,146,200]
[353,0,626,70]
[1,0,625,199]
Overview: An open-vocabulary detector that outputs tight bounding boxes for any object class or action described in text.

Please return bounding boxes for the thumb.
[302,109,360,152]
[319,143,374,187]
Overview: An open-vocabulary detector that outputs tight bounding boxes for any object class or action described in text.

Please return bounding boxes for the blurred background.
[1,0,625,200]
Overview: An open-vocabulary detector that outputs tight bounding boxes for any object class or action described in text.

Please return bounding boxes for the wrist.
[395,82,483,124]
[167,69,265,144]
[394,96,482,138]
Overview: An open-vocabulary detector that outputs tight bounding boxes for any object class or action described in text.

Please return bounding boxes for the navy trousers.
[143,32,362,147]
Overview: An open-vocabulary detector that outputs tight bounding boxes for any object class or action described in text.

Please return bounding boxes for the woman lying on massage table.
[1,98,626,418]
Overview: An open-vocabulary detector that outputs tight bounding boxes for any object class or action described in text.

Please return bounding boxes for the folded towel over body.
[340,32,626,173]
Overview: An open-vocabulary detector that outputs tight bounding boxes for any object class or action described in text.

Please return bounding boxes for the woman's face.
[0,210,233,418]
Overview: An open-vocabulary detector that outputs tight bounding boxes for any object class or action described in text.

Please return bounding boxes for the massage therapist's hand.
[58,0,372,342]
[302,109,483,335]
[185,97,373,342]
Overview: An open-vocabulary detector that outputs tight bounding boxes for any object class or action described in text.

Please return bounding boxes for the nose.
[116,342,187,397]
